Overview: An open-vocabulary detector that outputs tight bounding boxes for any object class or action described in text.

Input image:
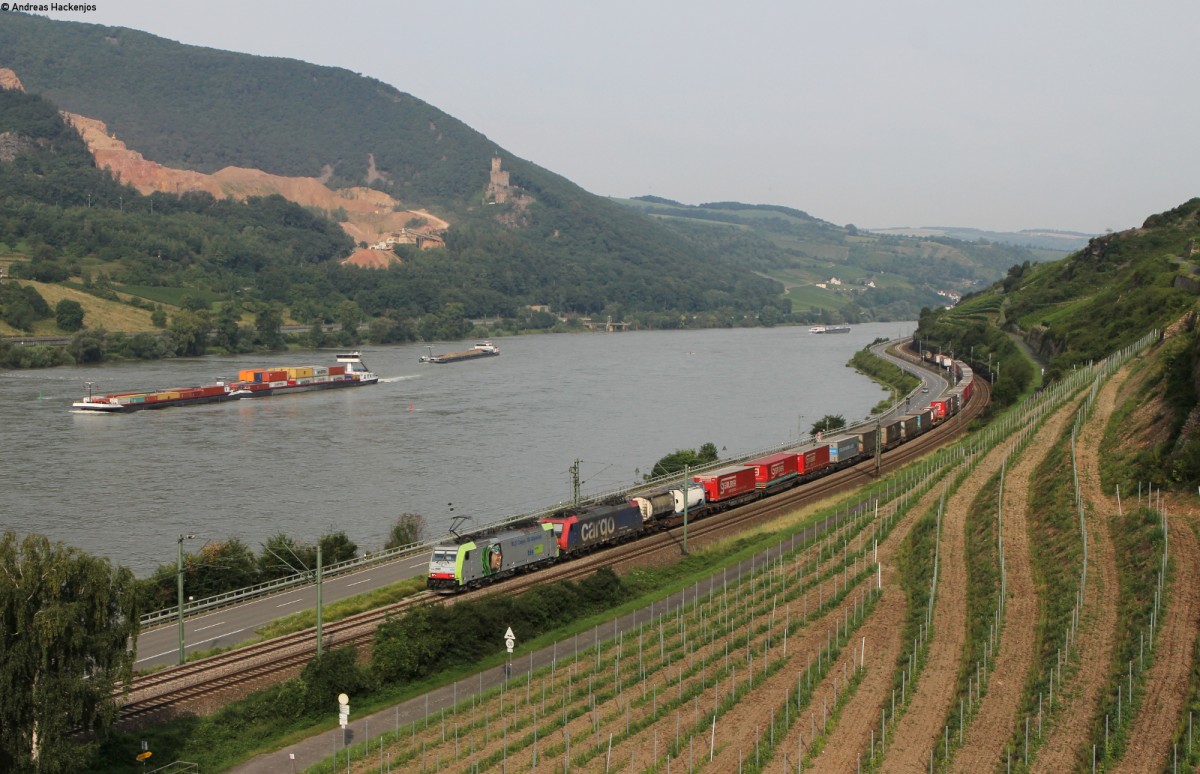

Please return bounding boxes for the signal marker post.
[337,692,349,753]
[504,626,516,685]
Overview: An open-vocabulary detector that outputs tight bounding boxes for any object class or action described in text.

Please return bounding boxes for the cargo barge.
[71,352,377,413]
[419,341,500,364]
[808,325,851,334]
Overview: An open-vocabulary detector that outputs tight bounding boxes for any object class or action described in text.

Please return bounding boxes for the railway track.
[119,591,435,725]
[117,367,989,725]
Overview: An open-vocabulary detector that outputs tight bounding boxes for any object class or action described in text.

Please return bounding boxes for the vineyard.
[284,329,1200,773]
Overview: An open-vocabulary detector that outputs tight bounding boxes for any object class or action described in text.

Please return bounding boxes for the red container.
[694,465,757,503]
[930,400,949,420]
[796,444,831,475]
[743,452,798,488]
[329,365,346,376]
[268,370,288,381]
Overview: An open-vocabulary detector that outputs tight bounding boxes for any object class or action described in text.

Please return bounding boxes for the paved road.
[137,553,431,669]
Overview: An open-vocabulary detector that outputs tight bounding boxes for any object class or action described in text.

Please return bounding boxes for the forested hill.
[0,12,787,336]
[0,12,488,201]
[618,196,1055,324]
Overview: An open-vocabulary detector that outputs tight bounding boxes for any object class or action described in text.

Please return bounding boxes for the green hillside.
[0,12,486,200]
[0,13,790,351]
[617,197,1054,324]
[914,198,1200,484]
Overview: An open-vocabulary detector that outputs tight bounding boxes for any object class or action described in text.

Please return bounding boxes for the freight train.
[427,355,975,592]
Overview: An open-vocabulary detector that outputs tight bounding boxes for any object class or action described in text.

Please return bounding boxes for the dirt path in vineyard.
[952,395,1083,770]
[800,475,960,771]
[1032,368,1124,771]
[880,437,1015,771]
[1110,510,1200,772]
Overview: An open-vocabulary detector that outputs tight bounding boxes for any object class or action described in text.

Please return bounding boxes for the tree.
[307,320,325,349]
[168,311,211,356]
[318,531,358,564]
[810,414,846,436]
[644,443,720,481]
[254,304,284,350]
[54,299,84,331]
[385,513,425,550]
[257,532,312,581]
[180,293,210,312]
[183,538,259,599]
[212,301,244,352]
[67,329,107,364]
[0,532,138,772]
[335,300,365,346]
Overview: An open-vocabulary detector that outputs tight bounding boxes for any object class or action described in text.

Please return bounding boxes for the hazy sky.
[35,0,1200,233]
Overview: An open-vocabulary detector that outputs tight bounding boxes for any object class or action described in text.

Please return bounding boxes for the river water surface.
[3,323,911,575]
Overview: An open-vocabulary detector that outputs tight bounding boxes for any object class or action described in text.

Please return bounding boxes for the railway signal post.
[176,533,196,665]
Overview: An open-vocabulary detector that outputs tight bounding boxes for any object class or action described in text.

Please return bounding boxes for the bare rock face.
[62,110,449,247]
[2,66,449,267]
[0,68,24,91]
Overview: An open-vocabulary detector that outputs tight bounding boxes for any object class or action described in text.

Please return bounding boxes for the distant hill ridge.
[867,225,1093,252]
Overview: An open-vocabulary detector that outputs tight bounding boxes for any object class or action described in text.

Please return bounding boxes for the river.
[1,323,911,576]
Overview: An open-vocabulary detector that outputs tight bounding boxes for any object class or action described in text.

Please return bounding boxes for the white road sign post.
[504,626,516,683]
[337,692,349,729]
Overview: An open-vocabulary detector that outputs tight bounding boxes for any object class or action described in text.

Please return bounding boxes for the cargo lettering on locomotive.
[581,516,616,543]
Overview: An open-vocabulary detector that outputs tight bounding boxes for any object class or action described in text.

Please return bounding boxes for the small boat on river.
[419,341,501,364]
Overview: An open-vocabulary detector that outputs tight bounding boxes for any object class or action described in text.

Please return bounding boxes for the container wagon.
[859,428,879,458]
[880,419,904,451]
[795,443,831,481]
[632,490,674,522]
[825,436,862,468]
[694,465,758,511]
[743,452,800,495]
[427,522,558,592]
[632,483,707,527]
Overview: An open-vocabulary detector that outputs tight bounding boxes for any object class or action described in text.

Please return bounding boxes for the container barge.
[71,352,377,413]
[419,341,500,364]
